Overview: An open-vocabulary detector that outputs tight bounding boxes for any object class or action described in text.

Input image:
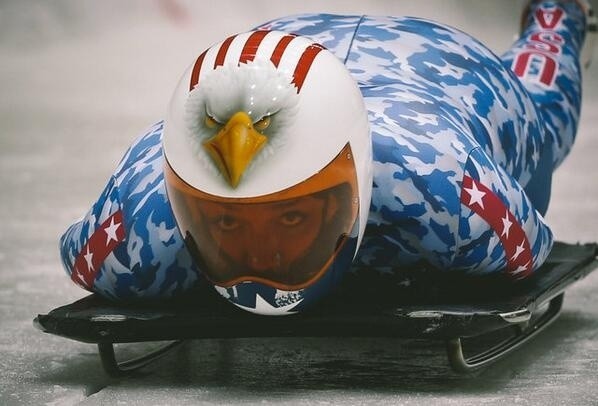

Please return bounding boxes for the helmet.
[163,30,372,315]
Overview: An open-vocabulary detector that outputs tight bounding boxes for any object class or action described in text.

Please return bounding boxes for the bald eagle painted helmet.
[163,30,372,315]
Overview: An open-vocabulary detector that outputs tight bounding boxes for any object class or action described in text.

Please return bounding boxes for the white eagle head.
[184,59,299,187]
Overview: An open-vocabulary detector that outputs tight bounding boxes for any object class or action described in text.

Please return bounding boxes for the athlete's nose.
[246,232,281,272]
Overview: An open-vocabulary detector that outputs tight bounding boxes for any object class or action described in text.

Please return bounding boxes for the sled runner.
[35,241,598,377]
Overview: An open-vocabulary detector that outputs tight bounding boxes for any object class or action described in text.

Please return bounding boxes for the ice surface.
[1,0,598,405]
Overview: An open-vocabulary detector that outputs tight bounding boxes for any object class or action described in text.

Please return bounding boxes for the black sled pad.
[35,242,598,376]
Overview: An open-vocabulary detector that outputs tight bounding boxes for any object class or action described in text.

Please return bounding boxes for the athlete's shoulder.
[59,120,200,300]
[113,121,164,181]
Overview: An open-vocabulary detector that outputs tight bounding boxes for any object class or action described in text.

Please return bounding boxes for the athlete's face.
[197,194,333,275]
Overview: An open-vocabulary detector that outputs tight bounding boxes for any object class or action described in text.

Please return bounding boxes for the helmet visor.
[165,143,359,290]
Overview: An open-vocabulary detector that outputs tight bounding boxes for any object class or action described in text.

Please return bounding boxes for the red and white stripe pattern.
[189,30,325,93]
[460,176,533,279]
[72,211,125,290]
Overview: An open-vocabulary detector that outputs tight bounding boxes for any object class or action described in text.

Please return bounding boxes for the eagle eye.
[205,115,220,129]
[254,116,271,132]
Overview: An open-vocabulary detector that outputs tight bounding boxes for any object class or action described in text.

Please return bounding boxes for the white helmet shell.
[163,30,372,315]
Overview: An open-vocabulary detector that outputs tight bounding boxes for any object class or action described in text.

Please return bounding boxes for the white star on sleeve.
[83,246,94,271]
[104,217,121,245]
[511,240,526,261]
[464,181,486,210]
[512,261,531,275]
[74,268,84,281]
[501,210,513,239]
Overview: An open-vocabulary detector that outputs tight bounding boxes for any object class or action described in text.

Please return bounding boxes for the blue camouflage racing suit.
[60,1,588,301]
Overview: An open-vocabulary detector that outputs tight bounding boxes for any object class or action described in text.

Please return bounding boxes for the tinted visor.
[165,143,359,291]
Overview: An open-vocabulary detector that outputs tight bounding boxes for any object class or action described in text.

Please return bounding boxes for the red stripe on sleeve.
[460,176,533,279]
[72,210,126,290]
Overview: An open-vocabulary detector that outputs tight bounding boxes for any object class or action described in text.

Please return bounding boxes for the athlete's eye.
[279,211,305,227]
[205,115,220,129]
[216,215,239,231]
[254,116,271,132]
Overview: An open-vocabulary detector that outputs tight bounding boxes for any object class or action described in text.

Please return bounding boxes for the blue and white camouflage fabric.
[60,1,587,302]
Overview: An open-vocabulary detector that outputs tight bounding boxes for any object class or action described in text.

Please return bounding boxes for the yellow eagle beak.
[203,111,267,188]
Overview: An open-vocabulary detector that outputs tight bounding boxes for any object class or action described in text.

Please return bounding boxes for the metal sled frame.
[35,242,598,377]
